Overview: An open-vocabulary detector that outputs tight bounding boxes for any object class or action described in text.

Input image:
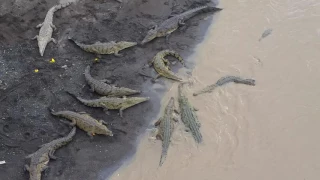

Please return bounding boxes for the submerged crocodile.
[84,65,140,97]
[154,97,178,166]
[50,110,113,137]
[150,50,185,82]
[193,76,256,96]
[67,92,150,117]
[25,127,76,180]
[178,83,202,143]
[33,2,72,56]
[69,38,137,57]
[141,6,222,44]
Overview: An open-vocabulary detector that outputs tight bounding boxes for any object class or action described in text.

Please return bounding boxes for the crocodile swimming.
[178,83,202,143]
[84,65,140,97]
[141,6,222,44]
[154,97,178,166]
[33,2,72,56]
[69,38,137,57]
[193,76,256,96]
[149,49,185,82]
[50,110,113,137]
[67,92,150,117]
[25,127,76,180]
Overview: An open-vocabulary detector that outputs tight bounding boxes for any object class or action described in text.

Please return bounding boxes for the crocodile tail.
[69,38,86,49]
[53,2,72,13]
[66,127,77,138]
[182,5,222,20]
[163,50,184,66]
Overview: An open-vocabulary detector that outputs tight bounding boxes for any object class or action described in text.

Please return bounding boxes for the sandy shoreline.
[111,0,320,179]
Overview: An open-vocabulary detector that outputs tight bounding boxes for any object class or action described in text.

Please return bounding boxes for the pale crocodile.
[141,6,222,44]
[67,92,150,117]
[69,38,137,57]
[33,2,72,56]
[50,110,113,137]
[84,65,140,97]
[25,127,76,180]
[178,83,202,143]
[154,97,178,166]
[149,49,184,82]
[193,76,256,96]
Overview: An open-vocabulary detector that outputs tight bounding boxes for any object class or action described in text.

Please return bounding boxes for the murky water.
[110,0,320,179]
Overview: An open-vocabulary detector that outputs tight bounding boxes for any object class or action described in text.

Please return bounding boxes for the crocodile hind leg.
[24,165,30,171]
[36,23,43,28]
[114,51,123,57]
[50,23,57,31]
[32,35,38,40]
[152,74,161,83]
[48,150,57,160]
[51,38,57,44]
[165,34,171,44]
[103,108,110,115]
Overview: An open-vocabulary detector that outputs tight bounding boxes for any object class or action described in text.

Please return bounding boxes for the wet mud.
[0,0,219,179]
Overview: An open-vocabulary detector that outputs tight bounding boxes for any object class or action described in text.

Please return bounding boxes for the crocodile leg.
[32,35,38,40]
[154,118,162,126]
[89,85,95,92]
[50,23,57,31]
[25,153,35,159]
[48,150,57,160]
[103,108,110,115]
[36,23,43,28]
[24,164,30,171]
[152,74,161,83]
[178,19,185,25]
[114,51,123,57]
[51,38,57,44]
[165,34,171,43]
[99,79,112,84]
[156,132,163,140]
[119,108,124,118]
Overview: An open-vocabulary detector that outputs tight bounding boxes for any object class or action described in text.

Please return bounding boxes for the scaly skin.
[84,66,140,97]
[154,97,178,166]
[25,127,76,180]
[69,38,137,57]
[178,83,202,143]
[50,110,113,137]
[150,49,184,81]
[68,93,149,117]
[33,2,72,56]
[141,6,222,44]
[193,76,256,96]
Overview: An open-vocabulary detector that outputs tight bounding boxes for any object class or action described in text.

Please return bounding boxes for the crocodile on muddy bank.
[193,76,256,96]
[33,2,72,56]
[25,127,76,180]
[141,5,222,44]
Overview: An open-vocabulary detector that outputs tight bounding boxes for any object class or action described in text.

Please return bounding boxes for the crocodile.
[50,110,113,137]
[67,92,150,117]
[25,127,76,180]
[69,38,137,57]
[141,6,222,44]
[149,49,185,82]
[84,65,140,97]
[33,2,72,56]
[193,76,256,96]
[178,83,202,143]
[154,97,178,166]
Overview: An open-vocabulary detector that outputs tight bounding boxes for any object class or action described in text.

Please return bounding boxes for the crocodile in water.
[25,127,76,180]
[178,83,202,143]
[67,92,150,117]
[149,49,184,82]
[193,76,256,96]
[154,97,178,166]
[50,110,113,137]
[84,65,140,97]
[33,2,72,56]
[141,6,222,44]
[69,38,137,57]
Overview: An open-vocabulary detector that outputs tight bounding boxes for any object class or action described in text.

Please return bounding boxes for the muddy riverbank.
[0,0,219,179]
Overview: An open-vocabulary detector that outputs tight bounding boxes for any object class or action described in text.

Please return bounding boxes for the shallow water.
[110,0,320,179]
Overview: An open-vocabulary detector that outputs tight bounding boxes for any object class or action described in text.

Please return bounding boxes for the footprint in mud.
[23,132,32,140]
[2,123,19,133]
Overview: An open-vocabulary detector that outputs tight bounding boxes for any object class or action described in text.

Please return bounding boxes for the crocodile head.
[116,41,137,50]
[141,29,158,45]
[96,125,113,137]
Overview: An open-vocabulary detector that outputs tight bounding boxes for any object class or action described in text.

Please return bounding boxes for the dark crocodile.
[141,6,222,44]
[67,92,150,117]
[149,49,184,82]
[178,83,202,143]
[193,76,256,96]
[69,38,137,57]
[84,65,140,97]
[50,110,113,137]
[32,2,72,56]
[25,127,76,180]
[154,97,178,166]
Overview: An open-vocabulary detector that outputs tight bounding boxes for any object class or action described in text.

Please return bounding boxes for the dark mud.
[0,0,219,179]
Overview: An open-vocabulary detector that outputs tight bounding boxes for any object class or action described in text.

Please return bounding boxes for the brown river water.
[110,0,320,179]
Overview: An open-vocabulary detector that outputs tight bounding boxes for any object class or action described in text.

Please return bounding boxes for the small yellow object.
[49,58,55,63]
[34,69,39,73]
[94,58,99,62]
